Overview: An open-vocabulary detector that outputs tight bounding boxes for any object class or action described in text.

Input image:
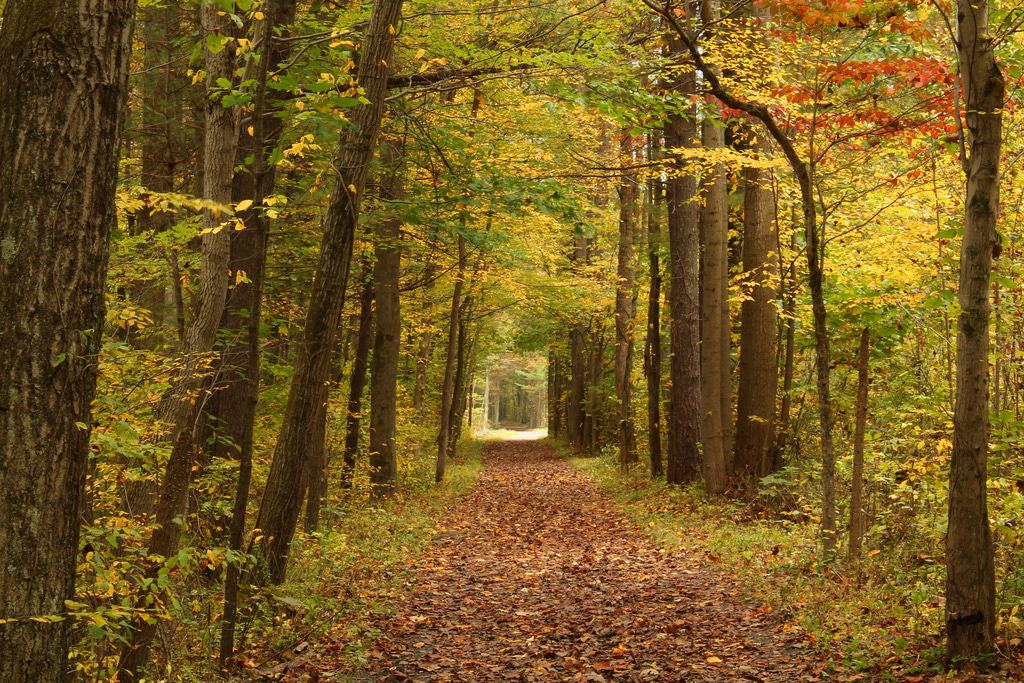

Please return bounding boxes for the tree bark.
[734,131,778,486]
[448,298,473,456]
[254,0,404,582]
[341,263,375,489]
[664,29,702,486]
[0,1,134,678]
[368,142,405,497]
[648,0,837,553]
[645,138,665,479]
[946,0,1002,658]
[217,0,298,665]
[700,97,730,495]
[132,0,185,337]
[569,322,588,448]
[615,130,639,470]
[436,234,466,482]
[119,3,241,676]
[848,328,869,567]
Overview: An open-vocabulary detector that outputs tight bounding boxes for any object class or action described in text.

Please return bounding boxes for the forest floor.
[319,439,826,682]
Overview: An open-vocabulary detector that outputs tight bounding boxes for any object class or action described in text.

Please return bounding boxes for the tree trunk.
[771,236,798,472]
[119,4,240,675]
[0,1,134,678]
[615,130,639,469]
[569,322,588,448]
[303,405,329,533]
[700,87,730,494]
[254,0,404,583]
[133,0,184,337]
[217,0,298,665]
[436,235,466,482]
[848,328,869,567]
[946,0,1002,659]
[368,139,405,498]
[651,0,835,552]
[664,30,702,486]
[645,138,664,479]
[341,263,375,489]
[734,131,778,486]
[448,298,473,457]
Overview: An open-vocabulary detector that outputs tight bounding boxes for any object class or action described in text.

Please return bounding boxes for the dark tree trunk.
[734,131,778,486]
[645,138,664,479]
[341,263,375,489]
[664,32,702,486]
[770,240,798,471]
[254,0,404,582]
[436,235,466,482]
[615,130,639,469]
[946,0,1002,658]
[132,0,184,336]
[217,0,298,665]
[448,298,473,457]
[0,0,134,679]
[848,328,869,566]
[569,322,588,448]
[368,144,405,497]
[119,4,241,675]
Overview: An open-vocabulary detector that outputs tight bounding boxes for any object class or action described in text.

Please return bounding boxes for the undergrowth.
[134,439,485,681]
[567,446,957,681]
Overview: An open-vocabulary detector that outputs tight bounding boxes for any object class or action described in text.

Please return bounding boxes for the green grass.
[566,448,949,680]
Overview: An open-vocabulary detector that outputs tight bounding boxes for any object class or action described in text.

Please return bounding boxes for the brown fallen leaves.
[327,440,826,682]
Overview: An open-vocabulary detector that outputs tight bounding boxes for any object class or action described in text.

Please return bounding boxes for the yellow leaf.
[235,199,253,212]
[706,656,723,664]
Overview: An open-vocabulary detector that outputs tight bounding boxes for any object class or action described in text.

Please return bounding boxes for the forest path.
[351,440,823,682]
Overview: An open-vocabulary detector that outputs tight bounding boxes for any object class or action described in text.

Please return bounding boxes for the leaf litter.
[312,440,826,681]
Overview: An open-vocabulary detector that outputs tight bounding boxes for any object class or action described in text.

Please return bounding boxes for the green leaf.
[206,33,229,54]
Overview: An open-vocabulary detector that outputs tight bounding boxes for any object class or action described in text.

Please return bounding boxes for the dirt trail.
[353,439,824,682]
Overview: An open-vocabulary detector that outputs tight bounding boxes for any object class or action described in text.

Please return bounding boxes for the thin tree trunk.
[569,322,588,448]
[341,264,375,489]
[734,130,778,486]
[771,235,798,471]
[946,0,1002,658]
[436,235,466,482]
[645,138,664,478]
[119,5,240,674]
[217,0,297,665]
[448,298,473,457]
[133,0,183,338]
[615,130,639,469]
[664,28,702,486]
[0,1,134,678]
[254,0,404,582]
[848,328,869,568]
